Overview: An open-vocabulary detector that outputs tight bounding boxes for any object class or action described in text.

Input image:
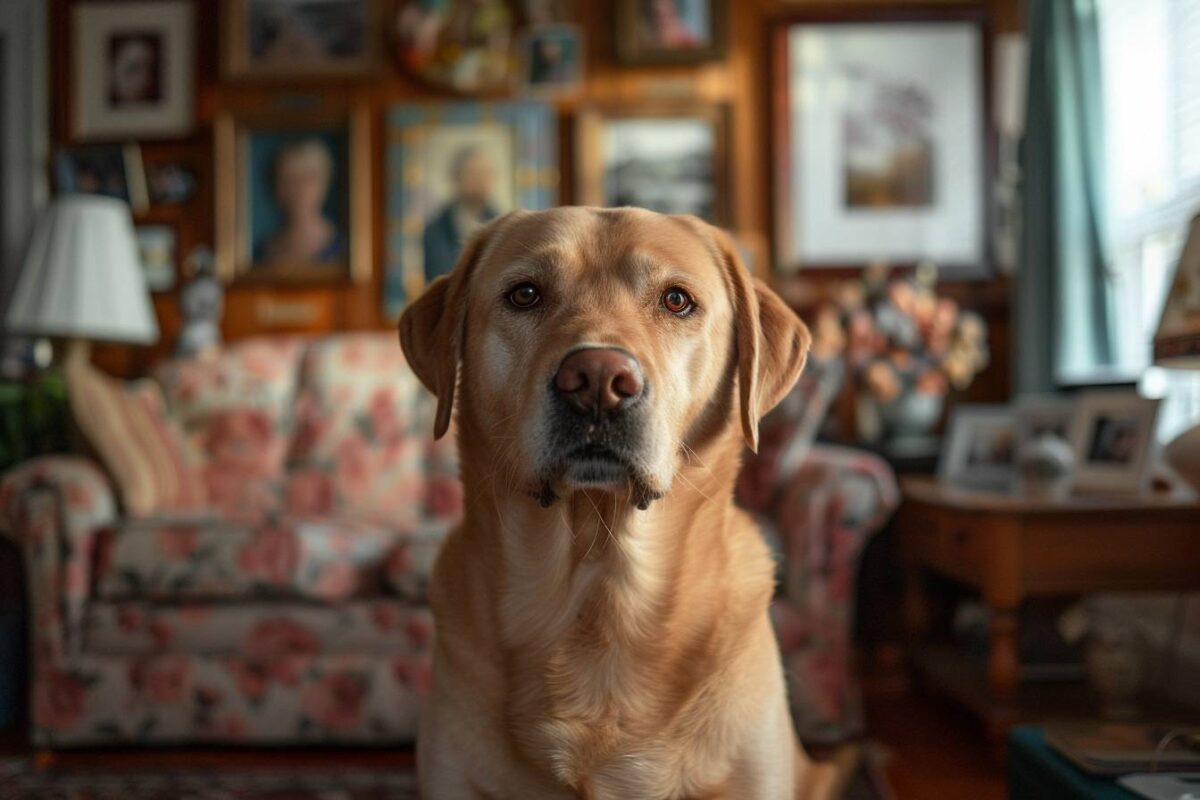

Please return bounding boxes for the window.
[1096,0,1200,439]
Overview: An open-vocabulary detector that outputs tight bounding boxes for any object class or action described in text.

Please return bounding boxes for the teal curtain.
[1018,0,1116,393]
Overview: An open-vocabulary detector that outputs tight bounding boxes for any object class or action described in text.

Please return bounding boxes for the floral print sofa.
[0,334,897,747]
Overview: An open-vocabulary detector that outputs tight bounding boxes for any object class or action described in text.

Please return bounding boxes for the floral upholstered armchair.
[1,335,897,747]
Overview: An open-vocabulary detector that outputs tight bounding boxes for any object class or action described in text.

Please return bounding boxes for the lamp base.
[50,338,92,371]
[1164,423,1200,494]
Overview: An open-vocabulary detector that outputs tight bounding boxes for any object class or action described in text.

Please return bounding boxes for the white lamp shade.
[4,196,159,344]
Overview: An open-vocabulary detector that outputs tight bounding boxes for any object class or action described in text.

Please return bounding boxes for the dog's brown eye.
[508,283,540,309]
[662,287,694,316]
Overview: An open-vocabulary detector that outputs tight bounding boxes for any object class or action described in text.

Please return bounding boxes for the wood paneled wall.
[51,0,1019,401]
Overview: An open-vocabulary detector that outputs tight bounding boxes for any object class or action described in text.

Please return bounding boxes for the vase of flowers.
[812,267,990,456]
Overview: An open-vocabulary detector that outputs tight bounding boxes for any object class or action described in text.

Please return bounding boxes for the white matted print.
[73,1,195,140]
[1071,392,1161,494]
[777,20,985,272]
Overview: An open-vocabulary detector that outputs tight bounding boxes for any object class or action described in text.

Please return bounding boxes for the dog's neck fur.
[450,409,774,790]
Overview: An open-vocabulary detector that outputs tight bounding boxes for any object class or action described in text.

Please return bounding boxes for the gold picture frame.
[574,102,731,227]
[222,0,382,79]
[214,105,372,285]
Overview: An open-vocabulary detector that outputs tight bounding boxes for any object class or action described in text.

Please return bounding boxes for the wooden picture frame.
[384,101,558,317]
[214,105,372,286]
[72,0,195,140]
[614,0,727,65]
[770,6,991,277]
[222,0,382,79]
[574,102,730,227]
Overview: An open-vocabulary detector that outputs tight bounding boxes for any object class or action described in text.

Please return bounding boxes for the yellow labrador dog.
[400,207,823,799]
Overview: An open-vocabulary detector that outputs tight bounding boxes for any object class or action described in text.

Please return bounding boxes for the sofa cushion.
[85,600,435,658]
[94,515,446,603]
[154,337,309,520]
[284,333,461,526]
[64,363,207,518]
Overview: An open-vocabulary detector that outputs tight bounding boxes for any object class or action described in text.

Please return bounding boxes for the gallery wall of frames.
[48,0,1019,393]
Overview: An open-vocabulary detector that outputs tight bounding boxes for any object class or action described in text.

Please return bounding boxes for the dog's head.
[400,207,809,509]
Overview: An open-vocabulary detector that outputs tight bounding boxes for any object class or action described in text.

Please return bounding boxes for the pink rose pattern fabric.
[0,335,895,746]
[154,337,309,520]
[283,335,461,527]
[93,515,443,603]
[86,601,435,658]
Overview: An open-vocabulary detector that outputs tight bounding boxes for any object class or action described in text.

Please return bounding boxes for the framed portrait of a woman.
[215,105,371,284]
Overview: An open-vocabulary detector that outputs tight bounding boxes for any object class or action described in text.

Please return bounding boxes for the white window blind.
[1096,0,1200,439]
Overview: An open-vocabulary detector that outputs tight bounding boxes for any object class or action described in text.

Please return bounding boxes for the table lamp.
[3,195,159,367]
[1153,212,1200,491]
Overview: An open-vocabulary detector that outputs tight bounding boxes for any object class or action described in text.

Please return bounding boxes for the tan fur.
[400,207,823,799]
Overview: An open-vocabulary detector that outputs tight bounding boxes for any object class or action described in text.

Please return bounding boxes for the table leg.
[987,606,1020,704]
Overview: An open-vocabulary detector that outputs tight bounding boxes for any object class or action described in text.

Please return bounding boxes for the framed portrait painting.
[574,103,730,226]
[72,1,195,140]
[215,106,371,285]
[223,0,381,78]
[772,9,988,276]
[614,0,726,64]
[385,101,557,317]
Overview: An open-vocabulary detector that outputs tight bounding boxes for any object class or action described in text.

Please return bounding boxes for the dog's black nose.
[555,348,644,413]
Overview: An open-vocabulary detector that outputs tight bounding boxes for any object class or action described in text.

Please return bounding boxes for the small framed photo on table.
[574,103,730,226]
[938,405,1018,490]
[1015,395,1078,451]
[72,1,195,140]
[1071,392,1161,494]
[771,8,988,276]
[215,105,372,285]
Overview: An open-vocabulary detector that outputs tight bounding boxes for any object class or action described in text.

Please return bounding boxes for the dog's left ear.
[400,216,506,440]
[711,229,811,453]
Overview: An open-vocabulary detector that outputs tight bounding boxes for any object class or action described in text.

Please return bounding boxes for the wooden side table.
[897,477,1200,748]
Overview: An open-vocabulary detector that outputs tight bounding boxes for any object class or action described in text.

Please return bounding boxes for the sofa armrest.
[1,456,117,660]
[772,444,899,609]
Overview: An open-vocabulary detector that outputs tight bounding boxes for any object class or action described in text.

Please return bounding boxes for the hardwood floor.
[863,673,1007,800]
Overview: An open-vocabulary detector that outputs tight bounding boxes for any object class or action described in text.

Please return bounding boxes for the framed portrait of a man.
[72,1,195,140]
[385,102,557,317]
[215,105,371,284]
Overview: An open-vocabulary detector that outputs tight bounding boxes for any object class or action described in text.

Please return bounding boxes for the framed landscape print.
[614,0,726,64]
[135,224,177,292]
[385,101,557,317]
[574,103,729,226]
[223,0,381,78]
[72,1,195,140]
[215,105,371,285]
[772,9,988,276]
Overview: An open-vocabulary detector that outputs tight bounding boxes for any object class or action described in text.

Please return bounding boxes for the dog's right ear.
[399,225,494,440]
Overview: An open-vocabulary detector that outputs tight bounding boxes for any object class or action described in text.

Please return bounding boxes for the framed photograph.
[72,1,195,140]
[938,404,1017,489]
[614,0,726,64]
[1071,392,1161,494]
[394,0,517,94]
[519,24,583,94]
[53,145,148,212]
[224,0,381,78]
[136,224,177,292]
[772,9,988,275]
[385,101,557,316]
[215,106,371,285]
[1015,395,1078,451]
[574,103,730,225]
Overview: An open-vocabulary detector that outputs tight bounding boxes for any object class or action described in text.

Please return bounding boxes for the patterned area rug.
[0,760,419,799]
